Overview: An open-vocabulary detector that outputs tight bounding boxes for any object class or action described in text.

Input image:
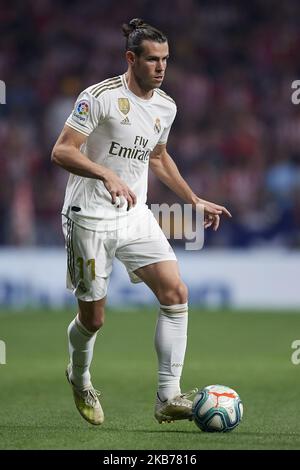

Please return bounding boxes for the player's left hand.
[204,213,220,231]
[193,197,232,231]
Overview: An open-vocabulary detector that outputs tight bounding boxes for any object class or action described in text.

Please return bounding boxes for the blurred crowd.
[1,0,300,248]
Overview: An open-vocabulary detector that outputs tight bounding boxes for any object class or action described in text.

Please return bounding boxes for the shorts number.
[87,258,96,280]
[76,257,96,281]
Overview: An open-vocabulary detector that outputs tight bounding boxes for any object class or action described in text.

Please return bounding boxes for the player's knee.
[78,299,105,333]
[85,316,104,333]
[158,281,188,305]
[79,308,105,333]
[90,318,104,333]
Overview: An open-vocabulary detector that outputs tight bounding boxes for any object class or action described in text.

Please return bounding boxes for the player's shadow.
[240,431,300,438]
[120,428,204,435]
[121,429,300,439]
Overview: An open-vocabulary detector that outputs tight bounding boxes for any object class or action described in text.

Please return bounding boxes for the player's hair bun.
[122,18,145,37]
[122,18,166,54]
[129,18,145,29]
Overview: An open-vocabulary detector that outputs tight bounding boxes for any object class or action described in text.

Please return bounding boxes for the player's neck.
[125,71,153,100]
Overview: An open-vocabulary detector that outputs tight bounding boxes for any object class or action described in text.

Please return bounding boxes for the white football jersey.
[62,74,177,231]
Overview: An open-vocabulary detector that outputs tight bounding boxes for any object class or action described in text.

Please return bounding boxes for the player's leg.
[134,259,187,304]
[134,260,196,422]
[67,297,106,389]
[134,260,188,394]
[116,210,197,422]
[62,216,113,425]
[66,297,106,425]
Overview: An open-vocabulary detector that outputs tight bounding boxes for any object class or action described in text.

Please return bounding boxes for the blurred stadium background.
[0,0,299,309]
[1,0,300,450]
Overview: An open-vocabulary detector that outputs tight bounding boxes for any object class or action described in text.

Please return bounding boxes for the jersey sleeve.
[157,105,177,145]
[65,90,104,136]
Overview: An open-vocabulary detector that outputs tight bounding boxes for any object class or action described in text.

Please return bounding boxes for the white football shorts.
[62,209,177,301]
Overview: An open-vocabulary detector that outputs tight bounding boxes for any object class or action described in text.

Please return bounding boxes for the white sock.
[67,314,97,389]
[154,303,188,401]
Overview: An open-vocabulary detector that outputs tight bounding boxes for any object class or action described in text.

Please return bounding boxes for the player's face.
[132,40,169,91]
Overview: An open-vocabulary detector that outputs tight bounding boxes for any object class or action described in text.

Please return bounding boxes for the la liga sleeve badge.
[72,100,89,124]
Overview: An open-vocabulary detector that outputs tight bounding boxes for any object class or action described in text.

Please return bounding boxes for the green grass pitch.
[0,307,300,450]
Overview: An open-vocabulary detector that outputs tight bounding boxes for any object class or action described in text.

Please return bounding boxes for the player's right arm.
[52,124,107,179]
[51,124,136,209]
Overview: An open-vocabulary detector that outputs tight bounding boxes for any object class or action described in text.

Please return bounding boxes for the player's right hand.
[102,169,137,210]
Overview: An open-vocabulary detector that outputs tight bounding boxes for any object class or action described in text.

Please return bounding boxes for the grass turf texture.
[0,308,300,450]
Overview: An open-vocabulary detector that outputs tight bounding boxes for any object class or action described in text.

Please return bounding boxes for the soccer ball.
[192,384,243,432]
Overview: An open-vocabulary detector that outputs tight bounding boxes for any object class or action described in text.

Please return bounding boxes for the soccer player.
[51,18,231,426]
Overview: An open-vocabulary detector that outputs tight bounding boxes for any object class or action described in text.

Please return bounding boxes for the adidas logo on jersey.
[120,116,131,125]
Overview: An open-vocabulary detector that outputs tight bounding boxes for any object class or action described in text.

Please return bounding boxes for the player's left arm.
[149,143,231,231]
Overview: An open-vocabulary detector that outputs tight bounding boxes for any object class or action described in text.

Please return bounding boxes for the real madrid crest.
[118,98,130,115]
[154,118,161,134]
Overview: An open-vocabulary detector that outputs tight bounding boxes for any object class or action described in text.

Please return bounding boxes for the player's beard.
[133,69,162,92]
